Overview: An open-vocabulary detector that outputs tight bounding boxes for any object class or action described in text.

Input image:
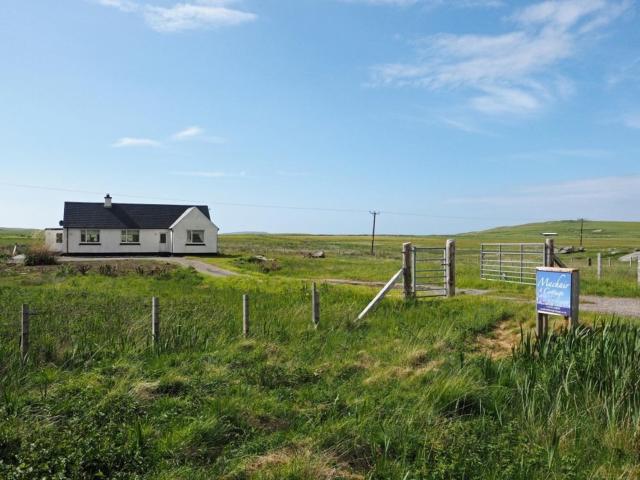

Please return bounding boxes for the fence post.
[151,296,159,347]
[637,258,640,286]
[608,257,611,268]
[402,242,413,300]
[311,282,320,328]
[544,238,554,267]
[445,239,456,297]
[20,304,29,362]
[242,294,250,337]
[597,253,602,280]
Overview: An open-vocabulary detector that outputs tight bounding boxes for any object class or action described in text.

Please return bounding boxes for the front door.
[159,232,170,253]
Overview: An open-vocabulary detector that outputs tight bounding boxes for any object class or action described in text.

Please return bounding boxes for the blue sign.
[536,269,574,317]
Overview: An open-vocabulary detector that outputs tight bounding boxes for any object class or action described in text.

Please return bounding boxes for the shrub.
[24,246,57,266]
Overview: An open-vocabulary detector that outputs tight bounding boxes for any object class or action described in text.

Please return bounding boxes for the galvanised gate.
[480,242,548,286]
[410,241,455,297]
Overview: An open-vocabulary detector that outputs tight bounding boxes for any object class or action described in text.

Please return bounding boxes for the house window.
[187,230,205,244]
[80,229,100,244]
[159,233,167,244]
[55,233,63,243]
[121,229,140,244]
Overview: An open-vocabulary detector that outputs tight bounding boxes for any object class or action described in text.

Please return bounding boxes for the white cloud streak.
[172,126,204,140]
[112,137,161,147]
[171,126,226,143]
[96,0,257,32]
[448,175,640,213]
[371,0,631,115]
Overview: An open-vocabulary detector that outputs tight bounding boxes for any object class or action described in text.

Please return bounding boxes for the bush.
[24,246,57,266]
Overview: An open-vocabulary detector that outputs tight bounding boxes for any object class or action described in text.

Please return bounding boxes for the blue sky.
[0,0,638,234]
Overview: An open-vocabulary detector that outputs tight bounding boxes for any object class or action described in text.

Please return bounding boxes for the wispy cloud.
[371,0,631,115]
[112,137,161,148]
[448,175,640,209]
[172,126,204,140]
[96,0,257,32]
[171,170,246,178]
[439,116,495,135]
[171,126,226,143]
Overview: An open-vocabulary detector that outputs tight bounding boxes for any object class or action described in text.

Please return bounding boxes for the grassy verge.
[1,263,640,478]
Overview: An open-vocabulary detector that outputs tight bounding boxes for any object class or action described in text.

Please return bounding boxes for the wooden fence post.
[637,258,640,286]
[402,242,413,300]
[151,296,159,347]
[311,283,320,328]
[445,239,456,297]
[608,257,612,268]
[544,238,554,267]
[20,304,29,362]
[242,294,250,337]
[597,253,602,280]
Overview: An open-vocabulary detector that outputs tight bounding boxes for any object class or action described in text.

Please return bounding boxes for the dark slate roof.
[62,202,210,229]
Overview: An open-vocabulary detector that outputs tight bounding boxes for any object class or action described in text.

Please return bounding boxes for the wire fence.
[0,284,363,370]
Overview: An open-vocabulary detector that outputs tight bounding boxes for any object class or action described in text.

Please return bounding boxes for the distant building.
[45,194,219,255]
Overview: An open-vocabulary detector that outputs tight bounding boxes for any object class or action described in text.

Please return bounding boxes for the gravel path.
[59,256,236,278]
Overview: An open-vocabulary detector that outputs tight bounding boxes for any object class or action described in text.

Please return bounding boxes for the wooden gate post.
[242,294,250,337]
[445,239,456,297]
[597,253,602,280]
[20,304,29,362]
[311,282,320,328]
[402,242,413,300]
[544,238,555,267]
[151,296,159,347]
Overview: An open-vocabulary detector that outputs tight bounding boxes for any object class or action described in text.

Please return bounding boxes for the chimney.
[104,193,112,208]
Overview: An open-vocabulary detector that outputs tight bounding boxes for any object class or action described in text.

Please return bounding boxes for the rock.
[310,250,325,258]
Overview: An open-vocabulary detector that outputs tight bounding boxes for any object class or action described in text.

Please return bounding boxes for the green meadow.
[2,221,640,479]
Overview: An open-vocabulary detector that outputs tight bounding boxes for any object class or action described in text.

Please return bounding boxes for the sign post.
[535,267,579,337]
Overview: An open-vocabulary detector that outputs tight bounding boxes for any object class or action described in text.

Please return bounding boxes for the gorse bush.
[23,246,57,266]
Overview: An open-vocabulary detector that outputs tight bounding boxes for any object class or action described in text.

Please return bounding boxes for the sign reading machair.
[536,268,578,317]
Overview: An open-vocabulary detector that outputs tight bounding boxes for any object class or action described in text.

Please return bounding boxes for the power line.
[0,181,547,223]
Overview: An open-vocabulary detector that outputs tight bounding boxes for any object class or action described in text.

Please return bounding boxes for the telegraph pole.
[369,211,380,255]
[579,218,584,247]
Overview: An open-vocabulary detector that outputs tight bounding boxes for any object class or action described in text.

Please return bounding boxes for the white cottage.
[45,194,219,255]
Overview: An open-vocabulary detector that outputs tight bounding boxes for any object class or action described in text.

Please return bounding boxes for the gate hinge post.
[446,239,456,297]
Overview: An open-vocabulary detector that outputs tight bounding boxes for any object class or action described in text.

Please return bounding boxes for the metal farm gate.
[480,243,548,285]
[411,243,455,297]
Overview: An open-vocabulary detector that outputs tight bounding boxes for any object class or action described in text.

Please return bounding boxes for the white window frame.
[159,233,167,244]
[187,230,205,244]
[55,232,63,244]
[80,229,100,244]
[121,229,140,244]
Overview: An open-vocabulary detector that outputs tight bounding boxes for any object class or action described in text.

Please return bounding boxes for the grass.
[207,224,640,297]
[2,222,640,478]
[1,259,640,478]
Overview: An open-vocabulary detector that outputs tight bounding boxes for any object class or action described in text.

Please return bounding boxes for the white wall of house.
[66,228,170,255]
[44,229,65,253]
[171,207,219,254]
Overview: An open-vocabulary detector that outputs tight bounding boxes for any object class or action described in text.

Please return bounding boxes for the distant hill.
[460,220,640,247]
